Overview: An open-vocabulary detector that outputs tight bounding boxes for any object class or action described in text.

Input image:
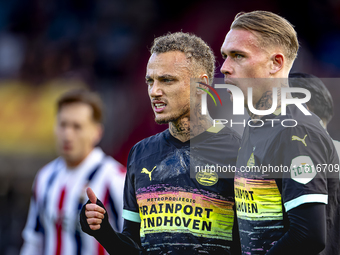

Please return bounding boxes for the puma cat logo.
[141,166,157,181]
[292,134,308,147]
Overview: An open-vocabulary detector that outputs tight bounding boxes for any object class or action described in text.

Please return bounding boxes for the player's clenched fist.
[85,187,106,230]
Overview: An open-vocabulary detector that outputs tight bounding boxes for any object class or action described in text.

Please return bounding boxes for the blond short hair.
[231,11,299,63]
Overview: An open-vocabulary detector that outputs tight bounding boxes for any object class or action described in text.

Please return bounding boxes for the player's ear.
[201,74,209,85]
[269,53,284,75]
[93,123,103,146]
[196,74,209,95]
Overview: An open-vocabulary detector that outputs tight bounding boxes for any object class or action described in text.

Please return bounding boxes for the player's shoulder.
[283,104,324,130]
[127,130,169,168]
[271,109,338,163]
[38,158,60,175]
[35,157,63,187]
[280,116,329,143]
[130,130,169,155]
[218,126,242,141]
[101,155,126,177]
[273,104,329,140]
[197,125,241,150]
[135,129,168,148]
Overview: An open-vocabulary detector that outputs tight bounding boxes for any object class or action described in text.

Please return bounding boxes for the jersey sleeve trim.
[284,194,328,211]
[122,209,141,223]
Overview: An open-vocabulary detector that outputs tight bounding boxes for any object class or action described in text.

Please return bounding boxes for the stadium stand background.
[0,0,339,253]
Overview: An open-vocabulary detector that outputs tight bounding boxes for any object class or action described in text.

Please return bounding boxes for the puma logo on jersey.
[141,166,157,181]
[292,134,308,147]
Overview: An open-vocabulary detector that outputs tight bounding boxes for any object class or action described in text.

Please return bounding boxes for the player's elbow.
[290,221,326,253]
[296,226,326,253]
[287,203,327,254]
[309,233,326,253]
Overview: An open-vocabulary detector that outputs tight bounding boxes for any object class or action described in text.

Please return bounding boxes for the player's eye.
[235,54,244,59]
[146,79,154,86]
[74,124,81,130]
[60,122,67,128]
[163,79,173,83]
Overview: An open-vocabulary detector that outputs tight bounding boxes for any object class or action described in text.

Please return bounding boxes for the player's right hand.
[85,187,106,230]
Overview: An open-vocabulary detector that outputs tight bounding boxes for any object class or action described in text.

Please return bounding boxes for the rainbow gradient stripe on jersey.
[137,185,234,240]
[234,176,283,221]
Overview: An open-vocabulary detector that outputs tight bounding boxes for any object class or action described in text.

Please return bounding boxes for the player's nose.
[220,58,233,76]
[149,80,163,98]
[61,126,74,141]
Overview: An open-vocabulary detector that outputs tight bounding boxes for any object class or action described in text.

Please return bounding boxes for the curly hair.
[150,32,215,83]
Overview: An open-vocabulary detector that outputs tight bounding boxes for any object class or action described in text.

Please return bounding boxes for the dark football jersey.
[122,125,241,254]
[235,104,340,254]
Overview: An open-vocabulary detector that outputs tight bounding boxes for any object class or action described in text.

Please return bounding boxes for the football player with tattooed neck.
[221,11,340,255]
[80,32,242,255]
[146,47,213,142]
[220,12,292,120]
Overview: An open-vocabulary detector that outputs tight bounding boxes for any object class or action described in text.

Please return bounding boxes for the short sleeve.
[122,146,141,223]
[274,126,336,212]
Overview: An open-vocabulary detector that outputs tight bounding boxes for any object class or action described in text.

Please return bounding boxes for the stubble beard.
[154,103,190,125]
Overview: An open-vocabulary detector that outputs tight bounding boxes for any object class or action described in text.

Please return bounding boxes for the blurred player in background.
[20,89,126,255]
[80,32,242,254]
[221,11,340,254]
[289,72,340,157]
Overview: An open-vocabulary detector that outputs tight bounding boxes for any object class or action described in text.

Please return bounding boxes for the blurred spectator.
[0,0,339,253]
[20,89,125,255]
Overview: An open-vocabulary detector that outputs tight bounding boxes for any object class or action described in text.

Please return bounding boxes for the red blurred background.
[0,0,339,253]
